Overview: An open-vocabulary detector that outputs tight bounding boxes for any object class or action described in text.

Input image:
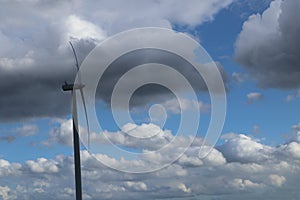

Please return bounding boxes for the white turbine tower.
[62,42,90,200]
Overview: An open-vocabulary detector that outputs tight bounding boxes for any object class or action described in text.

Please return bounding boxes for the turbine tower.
[62,42,90,200]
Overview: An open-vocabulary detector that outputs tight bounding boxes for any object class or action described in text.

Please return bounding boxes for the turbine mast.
[62,41,87,200]
[62,83,83,200]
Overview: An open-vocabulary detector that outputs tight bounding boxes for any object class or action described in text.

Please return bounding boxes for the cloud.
[125,181,147,191]
[269,174,286,187]
[0,186,12,200]
[253,125,260,134]
[65,15,106,41]
[44,119,73,146]
[218,133,273,163]
[234,0,300,89]
[0,0,232,121]
[232,72,245,84]
[0,124,39,143]
[291,123,300,132]
[229,0,273,19]
[25,158,59,174]
[2,130,300,199]
[45,119,183,152]
[90,46,228,109]
[229,178,264,190]
[12,120,295,199]
[0,136,16,143]
[285,89,300,102]
[160,98,210,114]
[246,92,263,103]
[16,124,39,137]
[74,0,234,32]
[285,94,296,102]
[177,183,191,193]
[0,159,22,177]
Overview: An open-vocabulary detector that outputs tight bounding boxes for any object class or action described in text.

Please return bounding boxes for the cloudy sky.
[1,0,300,199]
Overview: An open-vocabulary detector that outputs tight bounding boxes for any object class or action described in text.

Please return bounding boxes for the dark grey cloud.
[234,0,300,89]
[0,37,96,121]
[0,0,231,121]
[0,135,16,143]
[96,48,228,107]
[0,1,102,121]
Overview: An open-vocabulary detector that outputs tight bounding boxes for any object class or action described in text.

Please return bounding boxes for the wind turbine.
[62,41,90,200]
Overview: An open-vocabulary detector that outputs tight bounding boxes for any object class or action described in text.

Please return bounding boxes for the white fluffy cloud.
[162,98,210,114]
[219,133,273,163]
[285,89,300,102]
[125,181,147,191]
[232,72,245,84]
[45,119,175,151]
[0,159,21,177]
[73,0,234,33]
[1,122,300,199]
[25,158,59,174]
[269,174,286,187]
[247,92,263,103]
[0,186,12,200]
[1,124,39,143]
[65,15,106,42]
[15,124,39,137]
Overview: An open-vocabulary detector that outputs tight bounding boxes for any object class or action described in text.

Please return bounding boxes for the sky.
[1,0,300,199]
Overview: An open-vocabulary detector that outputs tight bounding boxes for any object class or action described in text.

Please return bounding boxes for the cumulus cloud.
[229,178,264,191]
[0,124,39,143]
[269,174,286,187]
[291,123,300,132]
[2,130,300,199]
[9,120,293,199]
[44,119,175,150]
[74,0,234,33]
[0,0,232,121]
[91,46,228,110]
[44,119,74,146]
[16,124,39,137]
[229,0,273,18]
[231,72,245,84]
[218,133,273,163]
[0,186,12,200]
[247,92,263,103]
[235,0,300,89]
[65,15,106,41]
[125,181,147,191]
[25,158,59,174]
[177,183,191,193]
[285,89,300,102]
[0,159,22,177]
[161,98,210,114]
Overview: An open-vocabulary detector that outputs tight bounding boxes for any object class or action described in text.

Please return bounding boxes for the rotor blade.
[69,41,80,71]
[69,41,89,148]
[79,87,90,149]
[69,41,83,87]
